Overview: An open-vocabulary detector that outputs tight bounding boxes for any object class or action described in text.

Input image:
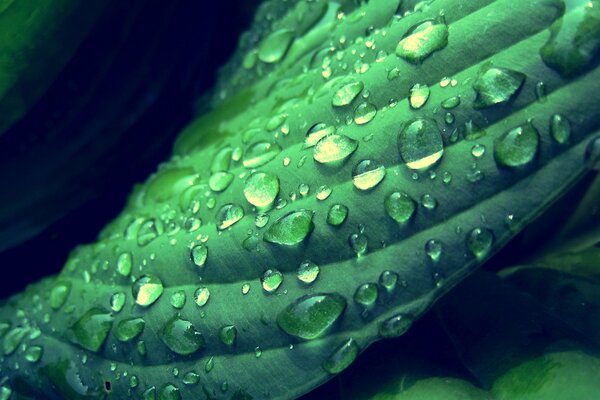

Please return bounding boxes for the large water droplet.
[332,81,364,107]
[244,172,280,209]
[494,123,539,167]
[261,269,284,293]
[379,313,413,338]
[352,160,386,190]
[132,275,164,307]
[398,119,444,170]
[466,227,494,260]
[395,20,449,63]
[327,204,349,226]
[115,317,145,342]
[258,29,295,63]
[160,315,205,355]
[216,204,245,230]
[305,123,335,148]
[322,338,360,374]
[314,134,358,164]
[385,192,416,224]
[473,66,525,108]
[243,142,281,168]
[277,293,347,340]
[70,307,113,352]
[264,210,314,245]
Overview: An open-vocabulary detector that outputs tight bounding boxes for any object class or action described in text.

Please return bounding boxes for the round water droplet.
[409,83,430,109]
[349,232,368,256]
[305,123,335,148]
[244,172,280,209]
[170,290,186,309]
[385,192,416,224]
[332,81,364,107]
[115,317,145,342]
[473,66,526,108]
[327,204,348,226]
[160,315,204,355]
[277,293,347,340]
[117,252,132,277]
[471,144,486,158]
[70,307,113,352]
[352,160,386,190]
[398,119,444,170]
[550,114,571,145]
[354,103,377,125]
[379,314,414,338]
[494,123,539,167]
[219,325,237,346]
[354,283,378,307]
[132,275,164,307]
[314,134,358,164]
[258,29,295,64]
[379,271,399,294]
[297,261,320,284]
[264,210,314,245]
[209,172,234,192]
[323,338,360,374]
[194,287,210,307]
[585,136,600,171]
[216,204,244,230]
[425,239,442,262]
[262,269,283,293]
[467,227,494,260]
[243,142,282,168]
[191,244,208,268]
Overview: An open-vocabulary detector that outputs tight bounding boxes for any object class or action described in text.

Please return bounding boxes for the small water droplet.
[218,325,237,346]
[24,345,43,363]
[209,172,234,192]
[190,244,208,269]
[194,287,210,307]
[379,313,413,338]
[332,81,364,106]
[158,383,182,400]
[170,290,186,309]
[243,142,281,168]
[258,29,295,63]
[420,194,437,210]
[471,144,486,158]
[466,227,494,260]
[409,83,430,109]
[441,96,460,109]
[354,283,378,308]
[110,292,125,312]
[261,269,284,293]
[349,232,368,256]
[117,252,132,277]
[327,204,348,226]
[354,103,377,125]
[379,271,399,295]
[50,281,71,310]
[115,317,145,342]
[70,307,113,352]
[425,239,443,262]
[385,192,416,224]
[316,185,332,200]
[305,123,335,148]
[550,114,571,145]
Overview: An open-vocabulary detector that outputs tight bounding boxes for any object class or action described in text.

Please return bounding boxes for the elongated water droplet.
[115,318,145,342]
[297,261,320,284]
[314,134,358,164]
[398,119,444,170]
[316,185,332,200]
[132,275,164,307]
[323,338,360,374]
[550,114,571,145]
[425,239,443,262]
[50,281,71,310]
[473,66,525,109]
[258,29,295,63]
[194,287,210,307]
[349,232,368,256]
[191,244,208,268]
[332,81,364,107]
[211,147,232,172]
[170,290,186,309]
[395,20,449,63]
[262,269,283,293]
[243,142,281,168]
[352,160,386,190]
[409,83,430,109]
[354,103,377,125]
[467,227,494,260]
[70,307,113,352]
[385,192,416,224]
[494,123,539,168]
[327,204,348,226]
[216,204,244,230]
[209,172,234,192]
[137,219,163,247]
[117,252,132,277]
[3,327,28,355]
[244,172,279,209]
[160,315,205,355]
[305,123,336,148]
[441,96,460,109]
[277,293,347,340]
[110,292,125,312]
[264,210,314,245]
[379,314,413,338]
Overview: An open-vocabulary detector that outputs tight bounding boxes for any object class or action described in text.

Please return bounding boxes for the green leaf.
[2,0,600,398]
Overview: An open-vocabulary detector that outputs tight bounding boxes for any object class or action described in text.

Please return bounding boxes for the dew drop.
[473,66,525,109]
[219,325,237,346]
[466,227,494,260]
[70,307,113,352]
[314,134,358,164]
[277,293,347,340]
[117,252,133,277]
[550,114,571,145]
[353,283,378,308]
[243,141,281,168]
[191,244,208,269]
[305,123,335,148]
[160,315,204,355]
[244,172,280,209]
[354,103,377,125]
[216,204,244,230]
[132,275,164,307]
[322,338,360,374]
[261,269,284,293]
[258,29,295,63]
[352,160,386,190]
[327,204,349,226]
[115,318,145,342]
[379,313,413,338]
[395,20,449,63]
[384,192,416,224]
[425,239,443,262]
[264,210,314,245]
[494,123,540,168]
[398,119,444,170]
[297,261,320,285]
[332,81,364,107]
[194,287,210,307]
[409,83,430,109]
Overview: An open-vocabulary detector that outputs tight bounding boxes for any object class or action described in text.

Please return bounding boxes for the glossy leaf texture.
[2,0,600,398]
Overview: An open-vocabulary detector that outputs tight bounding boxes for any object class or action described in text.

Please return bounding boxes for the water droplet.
[160,315,204,355]
[349,232,368,256]
[322,338,360,374]
[277,293,346,340]
[183,371,200,385]
[540,2,600,77]
[115,317,145,342]
[132,275,164,307]
[550,114,571,145]
[441,96,461,109]
[385,192,416,224]
[473,66,525,108]
[209,172,234,192]
[425,239,442,262]
[258,29,295,63]
[261,269,283,293]
[466,227,494,260]
[211,147,232,172]
[137,219,163,247]
[241,283,251,295]
[158,383,181,400]
[244,172,280,209]
[264,210,314,245]
[254,346,262,358]
[117,252,132,277]
[398,119,444,170]
[0,385,12,400]
[24,345,43,362]
[585,136,600,170]
[352,160,386,190]
[354,103,377,125]
[332,81,364,106]
[305,123,335,148]
[379,314,413,338]
[216,204,244,230]
[297,261,320,284]
[170,290,186,309]
[316,185,332,200]
[327,204,348,226]
[243,142,281,168]
[50,281,71,310]
[471,144,486,158]
[194,287,210,307]
[218,325,237,346]
[3,327,28,355]
[494,123,540,167]
[314,134,358,164]
[379,271,399,294]
[110,292,125,312]
[354,283,378,308]
[205,356,215,373]
[395,20,449,63]
[191,244,208,269]
[409,83,430,109]
[70,307,113,352]
[421,194,437,210]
